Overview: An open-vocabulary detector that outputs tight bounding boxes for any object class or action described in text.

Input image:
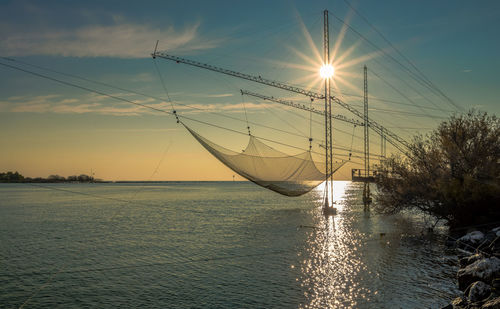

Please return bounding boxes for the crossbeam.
[240,90,365,127]
[153,51,411,155]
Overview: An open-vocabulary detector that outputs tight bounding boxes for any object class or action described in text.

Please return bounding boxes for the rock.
[458,257,500,290]
[489,237,500,253]
[478,234,500,255]
[457,231,485,250]
[491,227,500,237]
[461,254,485,268]
[492,279,500,290]
[450,296,467,308]
[468,281,492,302]
[482,296,500,309]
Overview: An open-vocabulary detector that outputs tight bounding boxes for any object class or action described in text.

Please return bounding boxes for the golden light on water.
[314,180,348,211]
[302,181,373,307]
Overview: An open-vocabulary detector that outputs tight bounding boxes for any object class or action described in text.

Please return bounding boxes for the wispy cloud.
[0,19,224,58]
[462,69,472,73]
[0,93,274,116]
[0,94,148,115]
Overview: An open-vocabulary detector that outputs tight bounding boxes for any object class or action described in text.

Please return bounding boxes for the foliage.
[375,110,500,228]
[0,171,24,182]
[0,172,95,183]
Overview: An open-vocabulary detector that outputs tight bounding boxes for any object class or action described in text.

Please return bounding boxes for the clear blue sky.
[1,0,498,180]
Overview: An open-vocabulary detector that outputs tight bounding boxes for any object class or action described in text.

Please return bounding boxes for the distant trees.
[375,110,500,228]
[0,172,96,183]
[48,174,66,182]
[0,171,24,182]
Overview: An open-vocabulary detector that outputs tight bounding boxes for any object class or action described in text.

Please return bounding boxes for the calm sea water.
[1,181,459,308]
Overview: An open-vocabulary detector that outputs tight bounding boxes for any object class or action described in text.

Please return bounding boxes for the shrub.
[375,110,500,228]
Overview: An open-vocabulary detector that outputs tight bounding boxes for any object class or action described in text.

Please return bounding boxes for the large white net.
[184,124,346,196]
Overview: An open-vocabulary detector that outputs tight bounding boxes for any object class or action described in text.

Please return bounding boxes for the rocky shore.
[443,227,500,309]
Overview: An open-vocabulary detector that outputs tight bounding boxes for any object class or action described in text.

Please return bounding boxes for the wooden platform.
[351,169,376,183]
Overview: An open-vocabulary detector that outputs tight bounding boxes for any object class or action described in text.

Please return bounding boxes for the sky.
[0,0,499,181]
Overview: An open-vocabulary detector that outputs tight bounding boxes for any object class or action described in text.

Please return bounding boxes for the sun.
[320,64,335,79]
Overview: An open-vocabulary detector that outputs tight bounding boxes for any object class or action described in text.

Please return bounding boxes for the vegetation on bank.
[0,171,99,183]
[375,110,500,228]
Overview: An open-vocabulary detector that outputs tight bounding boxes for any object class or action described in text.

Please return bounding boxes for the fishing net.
[184,124,345,196]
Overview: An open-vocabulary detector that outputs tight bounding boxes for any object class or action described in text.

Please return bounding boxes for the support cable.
[309,98,313,150]
[342,0,461,110]
[0,60,328,157]
[153,59,179,123]
[327,11,460,111]
[349,125,357,160]
[240,92,251,135]
[0,58,314,143]
[0,59,386,160]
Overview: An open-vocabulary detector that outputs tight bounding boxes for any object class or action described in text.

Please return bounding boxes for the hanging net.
[183,124,346,197]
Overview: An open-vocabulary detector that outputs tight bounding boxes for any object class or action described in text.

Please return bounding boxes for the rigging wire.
[349,125,357,160]
[127,139,173,202]
[326,22,451,121]
[0,60,346,159]
[240,92,251,135]
[0,57,315,142]
[309,98,313,150]
[327,24,449,140]
[262,104,308,138]
[328,13,453,125]
[368,68,435,119]
[327,10,461,111]
[339,92,454,113]
[1,57,415,155]
[341,0,461,111]
[0,58,378,159]
[152,58,180,123]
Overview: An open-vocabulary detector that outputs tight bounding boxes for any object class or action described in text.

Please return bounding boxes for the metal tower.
[323,10,335,215]
[363,65,372,210]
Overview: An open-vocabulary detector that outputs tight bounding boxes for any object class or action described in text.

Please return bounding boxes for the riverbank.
[442,227,500,308]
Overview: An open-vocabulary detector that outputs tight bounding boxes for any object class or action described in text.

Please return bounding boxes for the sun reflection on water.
[301,181,372,308]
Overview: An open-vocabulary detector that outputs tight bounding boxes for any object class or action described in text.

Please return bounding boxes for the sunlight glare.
[320,64,335,79]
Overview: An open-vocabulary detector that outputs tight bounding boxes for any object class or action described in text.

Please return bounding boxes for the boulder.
[492,278,500,290]
[482,296,500,309]
[458,257,500,290]
[461,254,485,268]
[457,231,485,250]
[488,237,500,253]
[468,281,491,303]
[478,233,500,255]
[491,227,500,237]
[450,296,467,308]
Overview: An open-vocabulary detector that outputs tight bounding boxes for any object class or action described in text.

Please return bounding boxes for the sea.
[0,181,460,308]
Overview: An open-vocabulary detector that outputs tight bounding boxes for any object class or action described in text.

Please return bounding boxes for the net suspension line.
[240,92,251,135]
[152,41,179,123]
[309,98,314,150]
[349,125,357,161]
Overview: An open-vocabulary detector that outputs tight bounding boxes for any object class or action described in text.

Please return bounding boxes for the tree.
[0,171,25,182]
[375,110,500,228]
[48,174,66,182]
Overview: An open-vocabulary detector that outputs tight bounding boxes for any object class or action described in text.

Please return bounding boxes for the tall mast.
[364,65,369,179]
[323,9,335,213]
[363,65,372,210]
